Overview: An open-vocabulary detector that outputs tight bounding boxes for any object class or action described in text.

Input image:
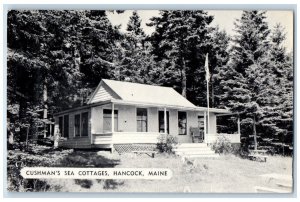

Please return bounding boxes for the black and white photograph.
[5,8,294,194]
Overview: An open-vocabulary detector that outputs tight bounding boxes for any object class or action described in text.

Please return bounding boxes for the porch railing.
[92,132,160,145]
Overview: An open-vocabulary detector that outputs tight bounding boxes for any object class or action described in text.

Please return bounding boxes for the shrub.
[74,179,93,189]
[212,135,233,154]
[7,143,73,192]
[156,134,178,154]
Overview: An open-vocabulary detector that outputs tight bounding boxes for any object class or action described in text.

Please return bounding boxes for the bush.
[212,135,233,154]
[156,134,178,154]
[7,144,73,192]
[74,179,93,189]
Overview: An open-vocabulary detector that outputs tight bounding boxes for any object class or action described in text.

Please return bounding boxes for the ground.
[7,146,293,193]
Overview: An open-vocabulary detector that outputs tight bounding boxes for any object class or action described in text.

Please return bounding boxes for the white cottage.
[54,79,240,150]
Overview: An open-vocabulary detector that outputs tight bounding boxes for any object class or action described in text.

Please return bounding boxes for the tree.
[209,27,231,107]
[218,11,293,152]
[148,10,214,102]
[7,10,121,143]
[112,11,155,84]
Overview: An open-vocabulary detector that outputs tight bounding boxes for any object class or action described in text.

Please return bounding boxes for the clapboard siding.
[58,138,91,149]
[90,85,116,103]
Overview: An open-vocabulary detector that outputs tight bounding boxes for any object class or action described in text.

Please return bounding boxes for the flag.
[205,53,210,81]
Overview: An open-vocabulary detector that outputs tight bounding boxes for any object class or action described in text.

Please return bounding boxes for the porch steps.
[174,143,219,158]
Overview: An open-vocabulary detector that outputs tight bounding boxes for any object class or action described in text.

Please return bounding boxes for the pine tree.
[218,11,271,150]
[209,27,231,107]
[148,10,214,101]
[7,10,121,143]
[218,11,293,152]
[113,11,155,84]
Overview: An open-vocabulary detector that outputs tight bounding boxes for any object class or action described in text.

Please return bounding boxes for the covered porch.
[90,100,241,148]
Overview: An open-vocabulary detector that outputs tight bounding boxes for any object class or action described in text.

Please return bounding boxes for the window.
[103,109,118,132]
[198,116,205,130]
[74,114,81,137]
[58,116,63,136]
[63,115,69,138]
[74,112,89,137]
[137,108,147,132]
[159,111,169,134]
[81,112,89,137]
[178,111,187,135]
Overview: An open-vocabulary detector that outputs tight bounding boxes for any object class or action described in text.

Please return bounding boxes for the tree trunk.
[43,81,48,138]
[181,58,187,98]
[25,126,29,150]
[253,115,258,150]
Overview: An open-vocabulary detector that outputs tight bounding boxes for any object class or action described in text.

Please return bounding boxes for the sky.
[107,10,294,52]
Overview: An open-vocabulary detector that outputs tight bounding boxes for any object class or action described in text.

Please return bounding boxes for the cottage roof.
[54,79,231,116]
[88,79,196,109]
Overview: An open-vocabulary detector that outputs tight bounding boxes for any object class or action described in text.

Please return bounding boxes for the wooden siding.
[92,132,160,145]
[112,132,160,144]
[58,137,91,149]
[91,105,103,134]
[118,105,136,132]
[55,108,92,148]
[148,107,158,132]
[92,133,113,145]
[208,112,217,134]
[90,85,117,104]
[169,109,178,135]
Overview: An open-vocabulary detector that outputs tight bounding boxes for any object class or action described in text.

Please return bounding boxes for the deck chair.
[190,127,204,143]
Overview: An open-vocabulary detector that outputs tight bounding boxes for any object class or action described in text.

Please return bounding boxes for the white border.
[1,0,298,201]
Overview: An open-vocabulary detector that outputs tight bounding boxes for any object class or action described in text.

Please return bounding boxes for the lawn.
[38,151,292,193]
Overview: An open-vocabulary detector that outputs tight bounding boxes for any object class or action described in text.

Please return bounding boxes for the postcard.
[6,8,294,194]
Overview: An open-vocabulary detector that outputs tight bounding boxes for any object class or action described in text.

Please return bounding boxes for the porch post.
[111,102,114,133]
[164,107,167,134]
[237,116,241,134]
[204,111,207,142]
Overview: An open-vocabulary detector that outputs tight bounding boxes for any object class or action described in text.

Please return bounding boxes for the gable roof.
[88,79,196,109]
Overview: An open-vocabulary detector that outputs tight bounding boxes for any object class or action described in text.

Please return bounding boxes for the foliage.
[74,179,93,189]
[156,134,178,154]
[7,10,293,155]
[148,10,214,100]
[58,150,120,168]
[7,144,73,192]
[216,11,293,152]
[212,135,233,154]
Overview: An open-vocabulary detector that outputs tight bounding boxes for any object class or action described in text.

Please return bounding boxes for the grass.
[110,153,292,193]
[45,152,292,193]
[8,145,293,193]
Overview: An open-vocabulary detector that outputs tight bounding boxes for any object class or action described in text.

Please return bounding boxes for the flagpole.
[205,53,210,139]
[207,73,210,136]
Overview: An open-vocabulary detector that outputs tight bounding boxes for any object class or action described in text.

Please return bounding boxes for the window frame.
[58,116,63,137]
[63,115,69,138]
[136,108,148,132]
[74,111,89,137]
[103,109,118,133]
[178,111,187,135]
[81,112,89,137]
